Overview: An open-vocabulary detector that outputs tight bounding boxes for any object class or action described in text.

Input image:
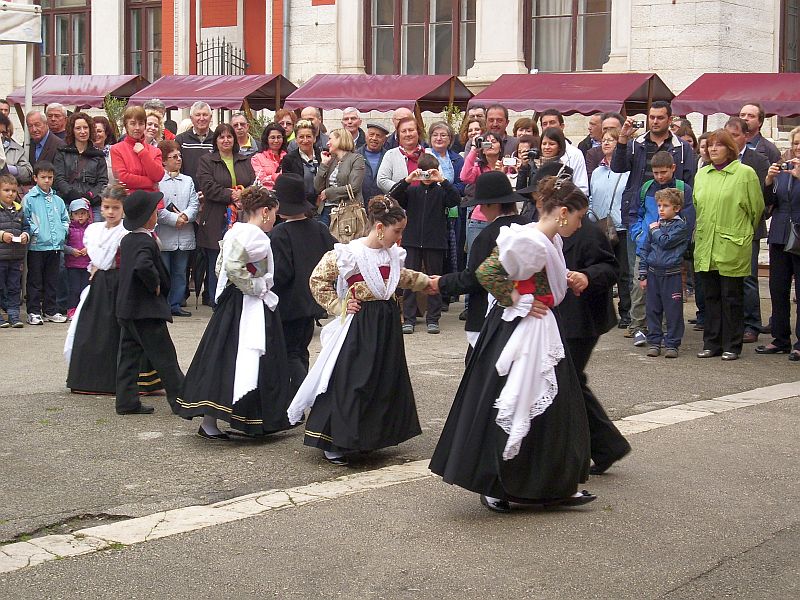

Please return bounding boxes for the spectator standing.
[578,114,603,156]
[230,112,260,158]
[142,99,176,141]
[279,120,322,208]
[287,107,329,152]
[251,123,287,190]
[356,122,388,202]
[53,112,108,221]
[110,106,164,194]
[0,99,10,118]
[195,123,256,308]
[26,110,64,167]
[63,198,92,319]
[144,110,164,146]
[0,114,32,186]
[157,140,199,318]
[46,104,68,140]
[275,108,297,143]
[93,115,118,186]
[0,174,29,328]
[314,128,365,228]
[341,107,367,149]
[739,102,781,164]
[539,109,589,194]
[586,112,624,180]
[175,101,214,181]
[694,130,764,361]
[377,116,425,193]
[383,107,414,150]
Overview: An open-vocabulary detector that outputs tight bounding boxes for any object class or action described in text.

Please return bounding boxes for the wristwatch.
[637,274,647,281]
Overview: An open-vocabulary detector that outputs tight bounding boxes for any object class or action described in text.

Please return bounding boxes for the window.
[779,1,800,130]
[365,0,476,75]
[126,0,162,82]
[524,0,611,72]
[36,0,91,76]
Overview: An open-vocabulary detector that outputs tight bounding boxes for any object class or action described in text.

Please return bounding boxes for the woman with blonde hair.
[314,127,366,228]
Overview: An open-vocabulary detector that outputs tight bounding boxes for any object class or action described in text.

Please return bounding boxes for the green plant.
[441,104,463,132]
[103,94,128,138]
[246,112,270,141]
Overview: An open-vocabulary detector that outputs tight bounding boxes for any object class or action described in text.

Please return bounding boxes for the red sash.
[347,266,391,288]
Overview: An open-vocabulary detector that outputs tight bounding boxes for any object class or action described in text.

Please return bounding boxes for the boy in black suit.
[116,190,184,415]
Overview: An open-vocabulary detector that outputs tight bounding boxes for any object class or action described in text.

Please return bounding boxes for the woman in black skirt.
[429,173,596,513]
[287,196,433,465]
[176,186,292,440]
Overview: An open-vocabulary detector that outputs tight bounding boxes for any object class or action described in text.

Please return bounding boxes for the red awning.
[127,75,296,111]
[7,75,150,108]
[283,74,473,113]
[469,73,674,115]
[671,73,800,117]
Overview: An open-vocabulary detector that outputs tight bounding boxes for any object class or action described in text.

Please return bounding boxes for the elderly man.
[739,102,781,164]
[539,108,589,194]
[230,112,260,157]
[26,110,64,166]
[578,114,603,156]
[45,103,68,140]
[288,106,329,152]
[142,98,176,140]
[724,116,770,344]
[175,101,214,182]
[0,114,32,184]
[341,107,366,148]
[356,122,389,201]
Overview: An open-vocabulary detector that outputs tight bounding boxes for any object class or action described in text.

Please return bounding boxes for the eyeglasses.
[166,154,182,160]
[278,120,293,126]
[431,132,450,138]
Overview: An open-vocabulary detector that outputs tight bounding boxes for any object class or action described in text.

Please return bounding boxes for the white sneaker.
[44,313,67,323]
[27,313,44,325]
[633,331,648,347]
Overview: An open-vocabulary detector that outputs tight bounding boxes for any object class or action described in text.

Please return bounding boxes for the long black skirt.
[303,299,422,452]
[176,284,292,435]
[66,270,158,395]
[429,305,590,501]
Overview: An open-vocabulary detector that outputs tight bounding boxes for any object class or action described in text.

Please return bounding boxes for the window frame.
[523,0,612,73]
[35,0,92,77]
[364,0,476,76]
[125,0,163,82]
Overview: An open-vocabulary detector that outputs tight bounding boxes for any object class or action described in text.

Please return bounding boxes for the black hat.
[123,190,163,231]
[461,171,524,207]
[275,173,313,216]
[516,161,573,197]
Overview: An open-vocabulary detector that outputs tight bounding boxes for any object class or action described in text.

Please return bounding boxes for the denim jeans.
[317,205,334,228]
[0,259,23,322]
[161,249,191,312]
[465,219,489,259]
[627,235,646,331]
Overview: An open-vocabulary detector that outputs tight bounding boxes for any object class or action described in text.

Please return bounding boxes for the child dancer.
[429,174,595,513]
[288,196,432,466]
[115,190,185,415]
[178,186,292,440]
[64,198,92,320]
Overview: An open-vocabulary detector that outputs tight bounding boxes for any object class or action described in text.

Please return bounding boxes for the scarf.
[400,145,424,183]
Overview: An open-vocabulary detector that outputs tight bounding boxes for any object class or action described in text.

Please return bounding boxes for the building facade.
[1,1,798,114]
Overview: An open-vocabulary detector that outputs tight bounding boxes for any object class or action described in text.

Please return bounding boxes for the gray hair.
[427,121,454,143]
[342,107,360,117]
[190,101,211,115]
[143,98,167,113]
[45,103,67,116]
[25,110,46,123]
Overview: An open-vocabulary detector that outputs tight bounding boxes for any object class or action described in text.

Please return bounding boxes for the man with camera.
[463,104,518,156]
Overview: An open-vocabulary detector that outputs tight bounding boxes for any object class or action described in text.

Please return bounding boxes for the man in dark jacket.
[357,122,388,203]
[577,114,602,157]
[739,103,781,164]
[116,190,184,415]
[174,101,214,183]
[26,110,64,167]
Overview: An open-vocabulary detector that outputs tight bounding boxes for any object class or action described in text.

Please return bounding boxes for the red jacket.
[110,136,165,193]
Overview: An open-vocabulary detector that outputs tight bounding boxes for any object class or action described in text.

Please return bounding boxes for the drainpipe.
[282,0,290,76]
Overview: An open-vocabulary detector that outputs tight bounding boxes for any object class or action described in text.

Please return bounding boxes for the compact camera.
[502,157,517,167]
[780,162,795,171]
[420,170,432,180]
[527,148,540,161]
[632,120,646,129]
[474,135,492,150]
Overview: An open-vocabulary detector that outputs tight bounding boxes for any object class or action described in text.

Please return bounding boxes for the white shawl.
[217,222,279,405]
[493,224,568,460]
[287,239,404,424]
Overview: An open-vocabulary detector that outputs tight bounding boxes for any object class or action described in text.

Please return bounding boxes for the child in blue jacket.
[638,188,690,358]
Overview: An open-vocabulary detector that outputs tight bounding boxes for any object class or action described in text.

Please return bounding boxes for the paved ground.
[1,285,798,598]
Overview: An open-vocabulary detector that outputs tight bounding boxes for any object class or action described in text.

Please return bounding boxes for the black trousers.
[26,250,61,316]
[403,247,444,324]
[282,317,315,398]
[768,244,800,351]
[566,336,631,467]
[614,231,631,320]
[697,271,745,354]
[116,318,184,413]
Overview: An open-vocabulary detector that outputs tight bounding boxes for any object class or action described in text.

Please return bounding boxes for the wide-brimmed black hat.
[516,161,573,197]
[461,171,524,207]
[275,173,314,216]
[123,190,163,231]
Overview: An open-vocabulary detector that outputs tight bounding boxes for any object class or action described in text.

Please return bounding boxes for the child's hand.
[649,221,659,230]
[20,233,29,244]
[80,248,88,256]
[1,231,11,243]
[71,248,82,257]
[639,279,647,290]
[346,298,361,314]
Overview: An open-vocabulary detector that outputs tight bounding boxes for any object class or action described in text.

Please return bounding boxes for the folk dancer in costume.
[429,172,596,512]
[288,196,433,466]
[177,186,293,440]
[64,184,163,396]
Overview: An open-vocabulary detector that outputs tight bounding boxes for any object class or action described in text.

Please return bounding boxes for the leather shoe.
[754,344,790,355]
[325,455,349,466]
[116,404,154,415]
[721,351,739,361]
[590,447,631,475]
[617,318,631,329]
[480,495,511,513]
[742,330,759,343]
[788,351,800,362]
[542,490,597,508]
[197,426,230,440]
[692,323,705,331]
[172,308,192,317]
[696,349,720,358]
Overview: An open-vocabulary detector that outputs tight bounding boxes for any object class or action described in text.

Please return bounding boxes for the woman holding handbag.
[756,127,800,362]
[589,127,631,329]
[314,128,366,235]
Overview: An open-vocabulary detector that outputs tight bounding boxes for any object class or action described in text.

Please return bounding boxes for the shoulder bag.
[329,184,368,244]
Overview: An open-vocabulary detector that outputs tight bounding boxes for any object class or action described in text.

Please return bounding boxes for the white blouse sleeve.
[496,224,548,280]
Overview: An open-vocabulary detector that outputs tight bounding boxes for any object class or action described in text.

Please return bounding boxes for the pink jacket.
[459,148,488,221]
[64,218,91,270]
[251,149,287,190]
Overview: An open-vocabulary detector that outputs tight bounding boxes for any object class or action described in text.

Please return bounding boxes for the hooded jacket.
[0,200,30,261]
[53,144,109,204]
[22,185,69,252]
[64,217,92,269]
[610,131,696,228]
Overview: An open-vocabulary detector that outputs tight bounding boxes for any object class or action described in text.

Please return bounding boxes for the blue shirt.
[35,131,50,161]
[426,148,455,183]
[363,149,382,177]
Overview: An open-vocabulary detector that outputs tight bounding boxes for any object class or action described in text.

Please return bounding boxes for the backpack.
[639,178,685,205]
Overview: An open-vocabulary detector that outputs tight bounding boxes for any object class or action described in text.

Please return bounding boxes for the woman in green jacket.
[693,129,764,361]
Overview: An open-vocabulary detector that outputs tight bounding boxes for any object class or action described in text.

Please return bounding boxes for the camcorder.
[474,135,492,150]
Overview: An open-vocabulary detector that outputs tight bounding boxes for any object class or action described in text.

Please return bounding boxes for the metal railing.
[196,37,247,75]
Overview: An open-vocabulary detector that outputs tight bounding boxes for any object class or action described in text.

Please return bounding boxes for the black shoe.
[617,318,631,329]
[590,447,631,475]
[754,344,790,355]
[480,495,511,513]
[542,490,597,508]
[197,426,230,440]
[458,310,467,321]
[693,323,705,331]
[325,455,349,466]
[172,309,192,317]
[697,349,720,358]
[116,404,154,415]
[688,318,698,324]
[789,351,800,362]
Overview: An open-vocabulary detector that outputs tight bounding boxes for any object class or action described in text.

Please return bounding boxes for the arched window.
[36,0,91,76]
[365,0,476,75]
[523,0,611,72]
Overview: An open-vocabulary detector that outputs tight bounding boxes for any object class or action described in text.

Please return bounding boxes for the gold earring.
[559,217,568,227]
[377,230,384,241]
[263,214,270,223]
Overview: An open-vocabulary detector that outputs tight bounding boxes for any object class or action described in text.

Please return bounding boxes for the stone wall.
[286,0,337,83]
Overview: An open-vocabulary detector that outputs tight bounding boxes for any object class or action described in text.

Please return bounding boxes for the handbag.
[329,184,367,243]
[786,218,800,256]
[594,174,623,246]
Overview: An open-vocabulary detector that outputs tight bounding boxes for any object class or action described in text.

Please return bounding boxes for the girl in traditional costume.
[288,196,432,465]
[176,186,292,440]
[429,173,596,512]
